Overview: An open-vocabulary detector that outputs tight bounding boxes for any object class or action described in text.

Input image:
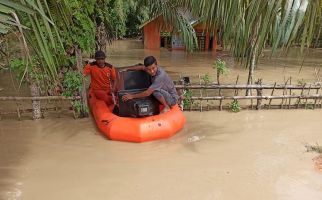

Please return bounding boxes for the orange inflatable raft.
[88,91,186,143]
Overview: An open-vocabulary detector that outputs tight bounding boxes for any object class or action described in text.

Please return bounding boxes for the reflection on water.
[1,40,322,200]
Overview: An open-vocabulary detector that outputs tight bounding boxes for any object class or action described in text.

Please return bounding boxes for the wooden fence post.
[297,83,306,109]
[268,82,277,109]
[75,45,89,117]
[30,82,41,119]
[314,85,321,109]
[288,77,292,109]
[256,79,263,110]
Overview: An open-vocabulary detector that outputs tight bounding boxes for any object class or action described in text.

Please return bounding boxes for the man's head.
[144,56,158,76]
[95,50,106,67]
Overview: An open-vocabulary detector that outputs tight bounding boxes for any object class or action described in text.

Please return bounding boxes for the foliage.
[187,0,322,66]
[214,59,229,75]
[213,59,229,84]
[62,71,82,97]
[72,100,89,116]
[0,1,33,34]
[1,0,151,119]
[229,99,241,113]
[201,73,211,85]
[107,0,126,38]
[131,0,321,87]
[305,143,322,154]
[297,78,306,85]
[305,103,314,110]
[9,58,26,81]
[183,89,193,109]
[9,57,51,93]
[124,0,149,37]
[57,0,96,52]
[1,1,64,86]
[1,0,148,83]
[145,0,198,51]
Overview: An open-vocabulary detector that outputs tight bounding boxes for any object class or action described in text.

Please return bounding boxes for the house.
[139,13,218,51]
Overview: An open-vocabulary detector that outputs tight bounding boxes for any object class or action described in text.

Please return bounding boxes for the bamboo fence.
[1,76,322,119]
[175,75,322,111]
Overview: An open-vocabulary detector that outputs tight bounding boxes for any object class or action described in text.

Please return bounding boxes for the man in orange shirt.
[83,51,117,106]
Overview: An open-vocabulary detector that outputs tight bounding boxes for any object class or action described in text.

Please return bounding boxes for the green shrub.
[62,71,82,97]
[229,99,241,112]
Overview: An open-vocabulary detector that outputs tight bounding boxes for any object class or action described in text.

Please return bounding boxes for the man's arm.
[122,88,154,101]
[83,63,91,76]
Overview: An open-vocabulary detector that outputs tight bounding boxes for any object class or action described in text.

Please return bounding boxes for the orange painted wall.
[143,19,217,52]
[143,18,162,50]
[193,23,206,30]
[212,35,217,52]
[193,23,219,51]
[205,32,210,50]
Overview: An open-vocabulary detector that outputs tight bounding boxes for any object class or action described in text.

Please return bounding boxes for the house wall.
[212,35,217,52]
[143,18,217,52]
[171,34,185,50]
[195,23,218,52]
[143,18,162,50]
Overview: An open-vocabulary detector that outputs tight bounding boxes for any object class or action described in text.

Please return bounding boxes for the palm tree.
[194,0,321,86]
[143,0,199,51]
[146,0,321,87]
[1,0,66,119]
[0,0,120,118]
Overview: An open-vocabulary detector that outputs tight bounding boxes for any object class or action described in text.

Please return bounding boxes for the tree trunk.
[75,45,89,117]
[95,22,107,51]
[247,51,256,85]
[246,37,258,96]
[30,82,41,119]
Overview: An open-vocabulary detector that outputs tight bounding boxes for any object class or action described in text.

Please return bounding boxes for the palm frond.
[145,0,198,51]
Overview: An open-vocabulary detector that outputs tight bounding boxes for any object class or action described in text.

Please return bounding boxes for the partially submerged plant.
[305,143,322,154]
[213,59,229,84]
[62,71,82,97]
[10,57,51,93]
[72,100,89,117]
[305,103,314,110]
[183,90,193,110]
[229,99,241,112]
[201,73,211,85]
[297,79,306,86]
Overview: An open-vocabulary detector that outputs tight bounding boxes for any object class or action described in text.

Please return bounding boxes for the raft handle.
[101,120,109,125]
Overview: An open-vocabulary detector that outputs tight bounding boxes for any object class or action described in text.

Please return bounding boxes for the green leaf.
[0,0,34,14]
[0,22,9,33]
[0,4,13,14]
[24,0,54,25]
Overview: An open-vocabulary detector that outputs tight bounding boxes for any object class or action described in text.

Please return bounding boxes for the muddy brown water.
[1,40,322,200]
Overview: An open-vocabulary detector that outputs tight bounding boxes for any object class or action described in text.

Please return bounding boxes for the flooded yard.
[1,40,322,200]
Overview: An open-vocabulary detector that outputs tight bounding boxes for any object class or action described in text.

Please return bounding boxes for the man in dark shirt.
[122,56,179,113]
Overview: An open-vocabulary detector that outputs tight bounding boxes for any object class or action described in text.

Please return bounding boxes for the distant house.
[140,13,217,51]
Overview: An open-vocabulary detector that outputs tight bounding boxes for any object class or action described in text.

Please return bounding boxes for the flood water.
[1,40,322,200]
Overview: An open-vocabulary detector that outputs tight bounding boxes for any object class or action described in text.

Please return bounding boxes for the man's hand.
[161,106,170,114]
[122,94,133,101]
